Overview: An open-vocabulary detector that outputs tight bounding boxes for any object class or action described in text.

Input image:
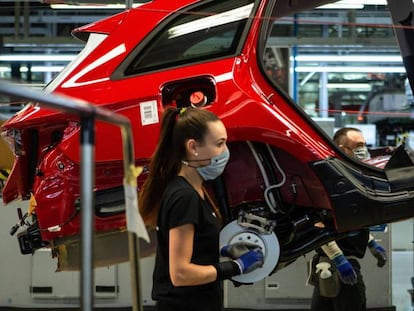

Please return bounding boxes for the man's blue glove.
[332,254,357,285]
[368,239,387,267]
[221,242,259,259]
[233,248,264,274]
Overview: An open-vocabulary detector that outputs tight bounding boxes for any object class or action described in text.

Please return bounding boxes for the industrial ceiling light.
[0,55,76,62]
[43,0,148,9]
[20,66,65,73]
[0,66,64,73]
[318,3,363,9]
[318,0,387,9]
[295,55,402,63]
[327,83,372,90]
[49,3,142,9]
[295,66,406,73]
[341,0,387,4]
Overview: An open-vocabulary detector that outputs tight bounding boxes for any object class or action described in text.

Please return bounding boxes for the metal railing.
[0,80,145,311]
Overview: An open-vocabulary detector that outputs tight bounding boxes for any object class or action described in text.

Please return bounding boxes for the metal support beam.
[80,116,95,311]
[387,0,414,92]
[0,81,144,311]
[387,0,414,303]
[14,1,20,38]
[319,69,328,118]
[125,0,133,9]
[23,0,29,38]
[129,233,144,311]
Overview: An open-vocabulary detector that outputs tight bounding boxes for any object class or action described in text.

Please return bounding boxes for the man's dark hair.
[333,127,362,146]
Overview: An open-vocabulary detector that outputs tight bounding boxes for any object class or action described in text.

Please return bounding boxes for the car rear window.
[124,0,255,75]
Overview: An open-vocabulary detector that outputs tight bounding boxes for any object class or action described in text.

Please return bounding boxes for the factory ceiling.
[0,1,397,53]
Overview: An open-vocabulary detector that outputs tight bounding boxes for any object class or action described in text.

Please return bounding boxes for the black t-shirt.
[336,229,369,258]
[317,229,370,258]
[152,176,222,311]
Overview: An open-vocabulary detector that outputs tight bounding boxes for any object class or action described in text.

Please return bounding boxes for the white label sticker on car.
[140,100,159,126]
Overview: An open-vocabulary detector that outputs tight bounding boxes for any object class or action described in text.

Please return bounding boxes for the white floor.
[393,251,414,311]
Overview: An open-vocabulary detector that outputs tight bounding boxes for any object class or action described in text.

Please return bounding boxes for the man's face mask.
[353,146,370,161]
[197,149,230,181]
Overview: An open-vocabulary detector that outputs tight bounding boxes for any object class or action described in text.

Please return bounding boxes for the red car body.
[2,0,414,272]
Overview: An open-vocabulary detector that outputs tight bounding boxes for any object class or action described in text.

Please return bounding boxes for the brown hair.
[139,106,220,228]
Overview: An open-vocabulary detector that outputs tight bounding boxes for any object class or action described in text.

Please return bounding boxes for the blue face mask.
[197,149,230,181]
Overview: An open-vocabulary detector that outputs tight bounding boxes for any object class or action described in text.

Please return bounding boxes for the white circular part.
[219,220,280,284]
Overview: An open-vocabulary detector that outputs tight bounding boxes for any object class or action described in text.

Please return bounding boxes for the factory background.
[0,1,413,310]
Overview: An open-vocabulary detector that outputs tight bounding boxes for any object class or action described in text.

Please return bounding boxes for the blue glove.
[221,242,259,259]
[234,248,264,274]
[332,254,357,285]
[368,240,387,267]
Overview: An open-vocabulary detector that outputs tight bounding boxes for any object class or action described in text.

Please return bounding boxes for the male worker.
[310,127,388,311]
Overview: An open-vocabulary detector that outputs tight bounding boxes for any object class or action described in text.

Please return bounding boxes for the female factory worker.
[139,107,264,311]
